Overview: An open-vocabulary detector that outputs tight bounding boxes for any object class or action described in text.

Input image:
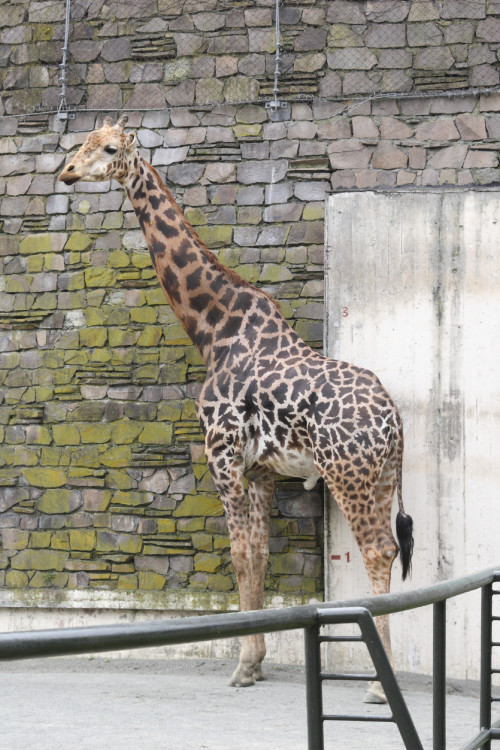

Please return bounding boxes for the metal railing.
[0,565,499,749]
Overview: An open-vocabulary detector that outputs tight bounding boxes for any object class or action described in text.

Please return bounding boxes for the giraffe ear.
[126,132,137,152]
[103,116,114,127]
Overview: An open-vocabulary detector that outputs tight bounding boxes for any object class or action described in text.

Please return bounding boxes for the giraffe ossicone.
[59,116,414,700]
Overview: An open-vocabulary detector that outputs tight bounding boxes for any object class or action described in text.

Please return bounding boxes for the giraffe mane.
[145,162,281,311]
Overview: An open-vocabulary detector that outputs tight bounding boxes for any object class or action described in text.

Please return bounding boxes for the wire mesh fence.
[2,0,500,116]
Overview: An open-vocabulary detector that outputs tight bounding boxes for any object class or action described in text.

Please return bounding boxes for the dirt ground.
[0,656,492,749]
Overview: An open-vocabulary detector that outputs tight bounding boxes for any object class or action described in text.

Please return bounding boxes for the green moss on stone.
[37,489,81,514]
[139,422,173,445]
[53,424,81,446]
[173,494,223,518]
[196,225,232,249]
[10,549,67,571]
[69,530,96,551]
[22,467,66,488]
[194,554,221,573]
[131,307,157,324]
[6,570,29,588]
[65,232,93,252]
[100,446,132,468]
[138,571,166,590]
[112,422,143,445]
[84,267,117,288]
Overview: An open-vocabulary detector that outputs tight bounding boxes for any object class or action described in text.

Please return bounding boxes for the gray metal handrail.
[0,565,496,661]
[0,564,498,750]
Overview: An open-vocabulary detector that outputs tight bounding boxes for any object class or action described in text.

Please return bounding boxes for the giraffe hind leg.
[321,460,398,705]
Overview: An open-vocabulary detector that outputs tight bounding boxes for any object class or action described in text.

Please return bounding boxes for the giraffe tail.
[391,411,414,581]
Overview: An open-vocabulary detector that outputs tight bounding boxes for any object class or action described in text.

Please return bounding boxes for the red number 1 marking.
[330,553,351,562]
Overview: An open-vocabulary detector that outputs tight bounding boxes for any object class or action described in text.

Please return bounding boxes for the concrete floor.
[0,656,494,750]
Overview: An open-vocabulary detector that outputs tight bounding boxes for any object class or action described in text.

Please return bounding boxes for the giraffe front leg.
[205,441,260,688]
[248,476,275,682]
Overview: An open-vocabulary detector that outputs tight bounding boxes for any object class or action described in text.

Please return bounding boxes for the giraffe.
[58,115,414,702]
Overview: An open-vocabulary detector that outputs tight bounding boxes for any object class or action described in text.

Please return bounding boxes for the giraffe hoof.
[229,675,256,688]
[253,665,266,682]
[229,666,256,688]
[363,682,387,704]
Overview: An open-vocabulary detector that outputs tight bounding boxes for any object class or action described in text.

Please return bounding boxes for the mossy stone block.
[132,252,151,269]
[119,535,142,554]
[65,232,93,251]
[177,518,205,532]
[139,422,173,445]
[208,573,234,592]
[84,267,117,288]
[213,535,231,551]
[100,446,132,468]
[109,250,130,268]
[30,531,51,548]
[233,124,262,138]
[137,325,162,347]
[259,264,293,282]
[184,207,207,225]
[106,470,135,490]
[11,549,67,571]
[157,519,176,533]
[112,491,153,507]
[50,531,70,550]
[117,574,139,590]
[22,467,66,488]
[53,424,81,446]
[112,422,143,445]
[138,571,165,590]
[69,530,96,551]
[173,494,223,517]
[131,307,157,324]
[80,424,112,444]
[29,572,69,588]
[2,529,29,550]
[194,553,221,573]
[6,570,29,588]
[192,533,213,551]
[272,552,305,575]
[37,489,82,514]
[19,234,53,255]
[80,328,107,347]
[196,225,232,249]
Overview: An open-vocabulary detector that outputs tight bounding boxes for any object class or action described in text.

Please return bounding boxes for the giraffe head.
[58,115,137,186]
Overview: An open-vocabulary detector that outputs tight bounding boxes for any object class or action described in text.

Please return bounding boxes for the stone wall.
[2,0,500,116]
[0,0,500,612]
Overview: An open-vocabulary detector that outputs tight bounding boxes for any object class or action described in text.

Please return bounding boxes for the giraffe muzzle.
[58,165,81,185]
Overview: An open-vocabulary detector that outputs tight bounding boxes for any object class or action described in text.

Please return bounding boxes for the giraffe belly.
[244,438,320,489]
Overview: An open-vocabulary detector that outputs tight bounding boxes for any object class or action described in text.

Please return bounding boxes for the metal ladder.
[304,606,424,750]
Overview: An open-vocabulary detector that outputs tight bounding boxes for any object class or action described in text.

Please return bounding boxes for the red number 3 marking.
[342,307,349,318]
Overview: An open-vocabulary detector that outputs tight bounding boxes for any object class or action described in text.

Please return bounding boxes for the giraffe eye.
[104,145,118,155]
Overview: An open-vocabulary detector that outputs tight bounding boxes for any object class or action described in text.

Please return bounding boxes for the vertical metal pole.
[433,600,446,750]
[272,0,281,106]
[58,0,71,115]
[480,583,492,750]
[304,624,324,750]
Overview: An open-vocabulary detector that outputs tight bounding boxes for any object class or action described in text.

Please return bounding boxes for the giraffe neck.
[123,155,265,367]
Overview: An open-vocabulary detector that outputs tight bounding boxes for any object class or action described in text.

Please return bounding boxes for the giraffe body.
[59,117,413,699]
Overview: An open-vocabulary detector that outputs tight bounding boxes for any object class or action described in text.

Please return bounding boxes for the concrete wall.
[325,187,500,679]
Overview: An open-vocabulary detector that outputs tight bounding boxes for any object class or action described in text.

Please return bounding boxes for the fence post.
[304,623,324,750]
[480,581,493,750]
[433,599,446,750]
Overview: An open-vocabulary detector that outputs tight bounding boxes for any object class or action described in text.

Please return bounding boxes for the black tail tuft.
[396,511,414,581]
